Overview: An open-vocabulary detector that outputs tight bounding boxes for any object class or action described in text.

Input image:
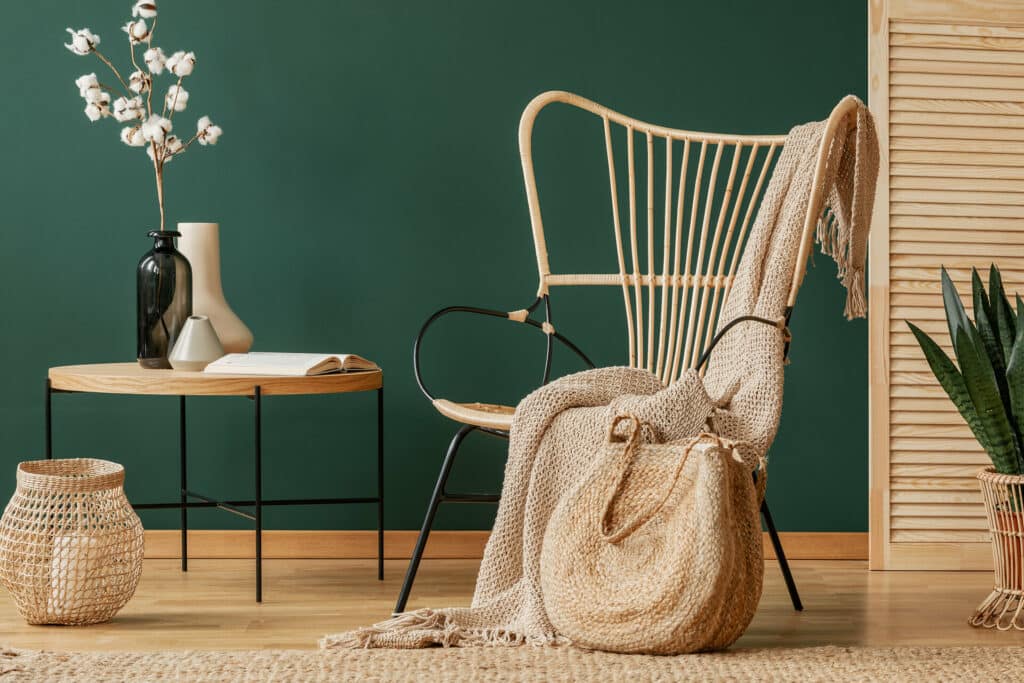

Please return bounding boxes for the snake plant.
[908,265,1024,475]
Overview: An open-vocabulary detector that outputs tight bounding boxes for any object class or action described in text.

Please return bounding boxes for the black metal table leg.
[254,385,263,603]
[45,378,52,460]
[180,396,188,572]
[377,387,384,581]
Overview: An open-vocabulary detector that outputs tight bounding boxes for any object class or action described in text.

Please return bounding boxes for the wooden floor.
[0,559,1020,651]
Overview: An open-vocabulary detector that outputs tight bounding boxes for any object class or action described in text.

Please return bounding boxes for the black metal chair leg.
[762,497,803,611]
[394,425,476,615]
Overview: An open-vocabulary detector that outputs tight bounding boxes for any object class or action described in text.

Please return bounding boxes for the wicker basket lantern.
[0,459,144,625]
[970,467,1024,631]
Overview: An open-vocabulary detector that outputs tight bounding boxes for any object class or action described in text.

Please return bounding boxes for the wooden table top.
[48,363,383,397]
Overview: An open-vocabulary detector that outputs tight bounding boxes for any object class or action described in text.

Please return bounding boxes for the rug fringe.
[320,609,570,650]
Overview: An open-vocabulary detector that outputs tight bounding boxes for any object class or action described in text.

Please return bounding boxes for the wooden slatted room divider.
[869,0,1024,570]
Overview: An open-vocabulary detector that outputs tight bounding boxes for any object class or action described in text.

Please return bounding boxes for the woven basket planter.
[0,459,144,625]
[970,467,1024,631]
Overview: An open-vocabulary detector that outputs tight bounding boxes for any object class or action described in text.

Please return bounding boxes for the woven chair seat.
[432,399,514,431]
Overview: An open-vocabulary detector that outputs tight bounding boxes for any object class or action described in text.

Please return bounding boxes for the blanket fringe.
[816,210,849,277]
[319,609,569,650]
[842,268,867,320]
[816,210,867,320]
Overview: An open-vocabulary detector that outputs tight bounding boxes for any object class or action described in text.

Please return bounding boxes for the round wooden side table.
[45,363,384,602]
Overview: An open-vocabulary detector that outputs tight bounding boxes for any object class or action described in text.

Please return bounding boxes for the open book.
[204,353,379,376]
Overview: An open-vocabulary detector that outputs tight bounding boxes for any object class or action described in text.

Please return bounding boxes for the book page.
[205,353,324,376]
[204,353,377,375]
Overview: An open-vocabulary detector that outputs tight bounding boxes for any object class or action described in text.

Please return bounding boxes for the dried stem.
[145,74,154,120]
[135,18,164,232]
[129,37,141,74]
[98,82,127,96]
[143,18,156,120]
[152,151,165,232]
[92,49,130,94]
[180,131,201,153]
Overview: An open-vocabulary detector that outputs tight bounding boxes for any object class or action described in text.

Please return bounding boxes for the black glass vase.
[137,230,192,369]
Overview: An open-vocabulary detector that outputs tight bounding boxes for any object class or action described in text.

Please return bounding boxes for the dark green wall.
[0,1,868,532]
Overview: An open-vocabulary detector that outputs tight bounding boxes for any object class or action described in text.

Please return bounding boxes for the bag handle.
[599,414,715,544]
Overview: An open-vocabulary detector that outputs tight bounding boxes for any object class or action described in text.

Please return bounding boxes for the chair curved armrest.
[695,313,792,372]
[413,296,595,402]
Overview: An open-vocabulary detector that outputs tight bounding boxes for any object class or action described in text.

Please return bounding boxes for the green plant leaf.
[908,321,989,454]
[971,268,1012,412]
[942,266,971,354]
[990,264,1016,360]
[957,322,1022,474]
[973,267,992,323]
[1005,298,1024,473]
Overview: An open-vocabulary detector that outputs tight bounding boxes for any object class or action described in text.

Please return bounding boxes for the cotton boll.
[112,97,129,120]
[113,96,144,122]
[164,135,183,157]
[166,51,196,77]
[165,85,189,112]
[84,95,110,122]
[65,28,100,55]
[201,124,222,145]
[83,91,110,120]
[122,19,150,44]
[120,125,146,146]
[128,70,150,94]
[133,1,157,19]
[75,73,99,98]
[84,89,110,105]
[141,114,172,144]
[196,115,222,145]
[144,47,166,74]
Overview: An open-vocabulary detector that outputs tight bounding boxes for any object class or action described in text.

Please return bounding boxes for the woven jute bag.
[0,459,144,625]
[540,414,766,654]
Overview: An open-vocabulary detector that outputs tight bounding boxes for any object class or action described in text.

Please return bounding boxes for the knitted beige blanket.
[323,97,878,649]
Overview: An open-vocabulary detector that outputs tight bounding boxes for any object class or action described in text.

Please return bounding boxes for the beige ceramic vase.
[177,222,253,353]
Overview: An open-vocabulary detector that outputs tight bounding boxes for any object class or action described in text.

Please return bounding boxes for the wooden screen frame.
[868,0,1024,570]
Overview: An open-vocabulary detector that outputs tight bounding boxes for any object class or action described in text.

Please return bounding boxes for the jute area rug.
[2,645,1023,682]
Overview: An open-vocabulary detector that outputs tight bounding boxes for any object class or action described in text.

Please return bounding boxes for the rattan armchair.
[395,91,860,615]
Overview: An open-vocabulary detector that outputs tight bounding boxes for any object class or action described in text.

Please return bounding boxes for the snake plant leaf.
[1006,298,1024,473]
[956,322,1022,474]
[942,266,972,354]
[990,264,1016,360]
[973,267,992,322]
[908,321,989,454]
[972,269,1012,410]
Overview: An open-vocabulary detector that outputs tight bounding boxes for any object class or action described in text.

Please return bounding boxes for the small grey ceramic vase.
[168,315,225,371]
